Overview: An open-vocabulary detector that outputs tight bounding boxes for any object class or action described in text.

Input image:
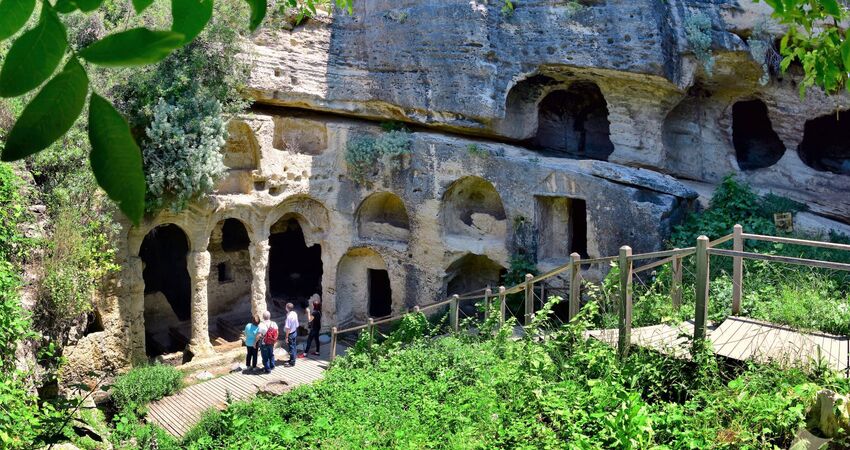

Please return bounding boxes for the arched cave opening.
[441,176,507,240]
[139,224,191,356]
[798,110,850,176]
[269,217,323,311]
[357,192,410,243]
[732,99,785,171]
[444,254,506,297]
[335,247,391,325]
[533,82,614,160]
[207,218,253,344]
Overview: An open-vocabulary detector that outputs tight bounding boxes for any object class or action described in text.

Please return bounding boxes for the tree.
[758,0,850,96]
[0,0,353,225]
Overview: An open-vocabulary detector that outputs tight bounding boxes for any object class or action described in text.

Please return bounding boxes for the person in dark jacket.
[304,299,322,356]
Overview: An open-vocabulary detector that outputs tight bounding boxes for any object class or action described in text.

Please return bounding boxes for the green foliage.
[2,58,89,162]
[758,0,850,96]
[0,0,354,224]
[180,305,834,449]
[466,143,489,158]
[142,95,227,213]
[345,130,412,185]
[671,175,776,244]
[111,365,183,416]
[0,164,31,261]
[684,12,715,75]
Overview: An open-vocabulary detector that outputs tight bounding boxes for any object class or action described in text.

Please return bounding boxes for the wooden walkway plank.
[147,350,335,437]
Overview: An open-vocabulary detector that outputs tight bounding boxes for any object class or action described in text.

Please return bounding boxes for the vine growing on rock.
[684,12,715,75]
[345,129,412,185]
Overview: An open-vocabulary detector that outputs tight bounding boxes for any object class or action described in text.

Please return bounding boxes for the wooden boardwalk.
[148,346,337,437]
[589,317,850,373]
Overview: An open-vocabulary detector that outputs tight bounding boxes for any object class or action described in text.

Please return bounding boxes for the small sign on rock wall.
[774,212,793,233]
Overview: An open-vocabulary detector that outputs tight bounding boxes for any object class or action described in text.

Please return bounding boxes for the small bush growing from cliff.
[143,96,228,213]
[345,130,412,185]
[747,21,781,86]
[685,12,715,75]
[111,365,183,416]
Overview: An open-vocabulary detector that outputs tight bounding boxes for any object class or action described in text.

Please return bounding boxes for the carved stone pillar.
[187,250,214,357]
[126,256,148,365]
[249,238,270,317]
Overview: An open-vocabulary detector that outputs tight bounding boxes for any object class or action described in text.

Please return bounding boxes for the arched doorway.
[139,224,191,356]
[533,81,614,160]
[207,218,253,343]
[268,215,323,314]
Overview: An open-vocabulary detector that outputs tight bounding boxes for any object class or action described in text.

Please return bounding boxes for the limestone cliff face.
[64,0,850,375]
[247,0,850,219]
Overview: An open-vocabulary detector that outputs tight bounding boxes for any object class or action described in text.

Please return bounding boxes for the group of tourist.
[243,298,323,374]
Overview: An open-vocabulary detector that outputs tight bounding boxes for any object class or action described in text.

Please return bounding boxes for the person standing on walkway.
[243,315,260,371]
[284,302,299,367]
[304,299,322,357]
[256,311,279,374]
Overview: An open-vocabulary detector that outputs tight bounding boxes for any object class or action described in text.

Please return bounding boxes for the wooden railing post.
[671,248,682,311]
[524,273,534,325]
[484,287,492,318]
[618,246,633,359]
[450,294,459,332]
[330,326,337,361]
[569,253,581,321]
[732,224,743,316]
[368,318,375,348]
[694,235,710,344]
[498,286,506,327]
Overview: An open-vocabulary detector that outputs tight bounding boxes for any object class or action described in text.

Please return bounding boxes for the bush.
[111,365,183,415]
[345,130,411,184]
[142,96,228,213]
[685,12,715,75]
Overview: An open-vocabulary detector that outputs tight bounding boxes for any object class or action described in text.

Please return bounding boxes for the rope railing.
[330,224,849,362]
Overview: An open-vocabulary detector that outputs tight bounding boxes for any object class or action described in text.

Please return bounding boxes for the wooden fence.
[330,225,850,361]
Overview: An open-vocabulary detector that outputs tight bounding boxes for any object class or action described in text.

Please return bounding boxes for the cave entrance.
[444,254,506,321]
[533,82,614,160]
[368,269,392,318]
[269,217,323,313]
[441,176,507,241]
[535,196,589,263]
[357,192,411,243]
[140,224,191,356]
[207,218,253,345]
[732,99,785,171]
[798,110,850,175]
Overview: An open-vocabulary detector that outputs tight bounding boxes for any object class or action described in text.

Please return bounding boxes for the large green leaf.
[80,28,185,67]
[75,0,105,12]
[243,0,266,31]
[171,0,213,44]
[0,6,68,98]
[0,0,36,42]
[132,0,155,13]
[2,59,89,161]
[88,94,146,225]
[842,31,850,72]
[820,0,842,17]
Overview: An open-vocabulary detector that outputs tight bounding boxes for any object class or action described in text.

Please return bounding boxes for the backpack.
[263,324,278,345]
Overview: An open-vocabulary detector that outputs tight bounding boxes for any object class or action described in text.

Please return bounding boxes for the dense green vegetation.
[601,176,850,336]
[167,302,847,449]
[112,364,183,416]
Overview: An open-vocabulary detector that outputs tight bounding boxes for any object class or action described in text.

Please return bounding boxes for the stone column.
[249,238,270,317]
[125,256,148,365]
[187,250,214,357]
